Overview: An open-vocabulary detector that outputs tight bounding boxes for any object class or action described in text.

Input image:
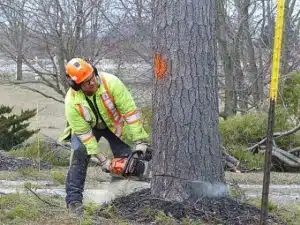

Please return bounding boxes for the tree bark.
[151,0,225,201]
[280,0,297,92]
[234,46,248,113]
[235,0,262,107]
[16,53,23,80]
[74,0,83,56]
[216,0,236,119]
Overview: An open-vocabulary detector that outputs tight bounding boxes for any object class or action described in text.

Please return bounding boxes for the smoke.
[186,180,229,200]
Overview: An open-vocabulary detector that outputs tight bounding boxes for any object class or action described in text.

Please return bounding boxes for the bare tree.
[0,0,299,110]
[99,0,153,83]
[217,0,237,119]
[102,0,152,63]
[0,0,29,80]
[151,0,225,201]
[216,0,300,114]
[25,0,109,93]
[282,0,299,75]
[234,0,263,107]
[0,0,111,98]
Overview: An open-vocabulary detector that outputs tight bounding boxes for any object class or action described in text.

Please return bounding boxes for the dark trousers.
[65,128,131,206]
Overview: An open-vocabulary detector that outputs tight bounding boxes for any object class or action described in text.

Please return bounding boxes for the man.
[60,58,149,215]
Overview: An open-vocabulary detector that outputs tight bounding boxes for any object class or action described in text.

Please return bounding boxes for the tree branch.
[25,186,61,207]
[3,81,47,85]
[17,85,64,103]
[247,123,300,152]
[288,146,300,154]
[273,123,300,138]
[272,147,300,168]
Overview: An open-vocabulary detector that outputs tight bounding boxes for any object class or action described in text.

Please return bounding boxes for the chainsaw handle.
[121,150,142,176]
[132,148,152,161]
[121,149,152,175]
[131,150,143,156]
[143,149,152,161]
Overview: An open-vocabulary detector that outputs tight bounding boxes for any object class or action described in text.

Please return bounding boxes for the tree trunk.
[216,0,236,119]
[151,0,225,202]
[281,0,290,77]
[74,0,83,56]
[281,0,297,76]
[16,53,23,80]
[235,0,262,107]
[233,21,248,113]
[57,45,68,92]
[279,0,295,96]
[234,44,248,113]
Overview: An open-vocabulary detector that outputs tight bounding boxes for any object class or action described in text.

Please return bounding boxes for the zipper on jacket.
[85,95,107,128]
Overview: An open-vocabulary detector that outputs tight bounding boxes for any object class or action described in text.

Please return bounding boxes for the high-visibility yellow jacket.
[60,72,149,155]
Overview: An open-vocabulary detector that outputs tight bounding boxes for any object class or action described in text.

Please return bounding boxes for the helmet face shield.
[66,58,94,84]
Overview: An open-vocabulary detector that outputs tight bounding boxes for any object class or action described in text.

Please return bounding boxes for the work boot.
[68,202,84,218]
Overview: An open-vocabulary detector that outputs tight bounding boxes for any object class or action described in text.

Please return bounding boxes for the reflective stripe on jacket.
[60,72,149,155]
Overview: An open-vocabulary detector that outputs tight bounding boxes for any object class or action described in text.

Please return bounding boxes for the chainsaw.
[109,149,152,178]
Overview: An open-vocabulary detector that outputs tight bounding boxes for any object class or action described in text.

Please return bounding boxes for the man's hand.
[134,141,148,154]
[94,153,111,172]
[99,158,111,172]
[134,141,152,161]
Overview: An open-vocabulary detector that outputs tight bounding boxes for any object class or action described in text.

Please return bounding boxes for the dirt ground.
[100,188,285,225]
[0,83,68,140]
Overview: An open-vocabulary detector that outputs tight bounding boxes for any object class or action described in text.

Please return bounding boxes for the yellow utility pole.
[260,0,286,224]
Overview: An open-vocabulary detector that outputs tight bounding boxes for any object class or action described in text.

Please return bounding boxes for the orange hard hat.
[65,58,94,84]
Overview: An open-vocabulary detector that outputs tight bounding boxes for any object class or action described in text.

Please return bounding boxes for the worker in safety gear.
[59,58,149,215]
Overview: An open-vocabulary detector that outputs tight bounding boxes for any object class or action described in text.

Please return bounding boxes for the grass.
[0,166,112,190]
[1,167,300,224]
[0,191,139,225]
[0,192,77,225]
[1,137,300,225]
[154,211,177,225]
[226,144,265,169]
[0,193,124,225]
[0,167,67,180]
[225,172,300,185]
[3,192,298,225]
[248,199,300,225]
[51,171,66,185]
[8,139,69,167]
[1,164,300,186]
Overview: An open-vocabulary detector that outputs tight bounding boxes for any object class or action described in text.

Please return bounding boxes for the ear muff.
[66,66,99,91]
[92,66,98,77]
[92,66,101,87]
[66,73,81,91]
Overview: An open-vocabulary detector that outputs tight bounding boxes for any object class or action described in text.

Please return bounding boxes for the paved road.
[0,179,149,204]
[1,180,300,205]
[239,184,300,205]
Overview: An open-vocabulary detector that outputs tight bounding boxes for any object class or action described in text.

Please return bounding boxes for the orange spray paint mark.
[154,54,168,80]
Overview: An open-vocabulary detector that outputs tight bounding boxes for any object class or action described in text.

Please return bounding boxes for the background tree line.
[0,0,298,116]
[0,0,299,204]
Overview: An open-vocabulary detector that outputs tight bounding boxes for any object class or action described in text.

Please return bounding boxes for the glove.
[99,158,111,172]
[134,141,148,154]
[134,141,152,161]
